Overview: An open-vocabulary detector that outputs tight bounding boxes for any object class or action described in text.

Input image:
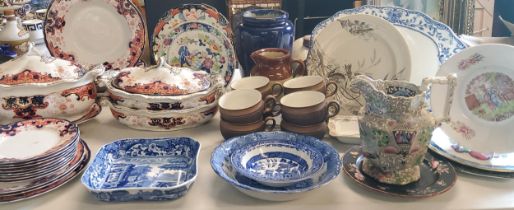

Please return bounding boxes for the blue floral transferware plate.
[153,21,236,85]
[230,139,324,187]
[211,132,341,201]
[342,146,456,198]
[81,137,200,202]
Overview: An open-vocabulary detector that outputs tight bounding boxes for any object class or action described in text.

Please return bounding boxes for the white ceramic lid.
[113,57,211,96]
[0,44,84,85]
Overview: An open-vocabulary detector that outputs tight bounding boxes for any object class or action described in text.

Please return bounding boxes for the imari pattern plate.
[44,0,146,70]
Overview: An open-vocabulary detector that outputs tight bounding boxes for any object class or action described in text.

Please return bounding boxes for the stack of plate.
[0,118,90,203]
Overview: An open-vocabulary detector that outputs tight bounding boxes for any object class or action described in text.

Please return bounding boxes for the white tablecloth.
[2,108,514,210]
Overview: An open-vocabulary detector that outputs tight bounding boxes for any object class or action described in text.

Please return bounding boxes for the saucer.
[342,146,456,198]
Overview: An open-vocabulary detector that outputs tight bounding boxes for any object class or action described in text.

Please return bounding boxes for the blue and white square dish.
[211,132,341,201]
[230,139,324,187]
[81,137,200,202]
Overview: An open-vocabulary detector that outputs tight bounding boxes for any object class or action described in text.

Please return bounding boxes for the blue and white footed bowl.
[211,132,341,201]
[230,140,324,187]
[81,137,200,202]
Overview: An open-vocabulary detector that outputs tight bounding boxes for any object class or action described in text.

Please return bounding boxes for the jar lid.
[113,57,211,96]
[0,44,85,85]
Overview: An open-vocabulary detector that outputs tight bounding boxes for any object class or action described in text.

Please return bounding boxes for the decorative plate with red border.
[44,0,145,70]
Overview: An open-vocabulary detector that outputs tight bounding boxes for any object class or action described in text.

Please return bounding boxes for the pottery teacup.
[283,75,337,96]
[280,120,327,139]
[280,91,340,125]
[219,89,280,124]
[230,76,283,98]
[220,117,276,139]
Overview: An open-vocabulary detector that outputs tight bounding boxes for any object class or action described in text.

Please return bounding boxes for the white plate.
[308,13,411,115]
[430,44,514,172]
[44,0,146,70]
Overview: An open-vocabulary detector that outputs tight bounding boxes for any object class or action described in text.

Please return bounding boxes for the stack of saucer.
[0,118,90,203]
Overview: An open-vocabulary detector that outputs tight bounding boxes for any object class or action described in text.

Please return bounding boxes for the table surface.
[2,108,514,210]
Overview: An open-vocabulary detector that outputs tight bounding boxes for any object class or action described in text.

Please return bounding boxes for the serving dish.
[307,13,411,116]
[104,58,224,111]
[230,139,324,187]
[81,137,200,202]
[430,44,514,172]
[0,139,90,203]
[44,0,146,70]
[104,99,218,131]
[342,146,456,198]
[153,21,236,85]
[0,45,104,124]
[211,132,341,201]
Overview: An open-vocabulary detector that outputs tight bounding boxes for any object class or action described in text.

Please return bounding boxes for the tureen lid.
[0,44,85,85]
[113,57,211,95]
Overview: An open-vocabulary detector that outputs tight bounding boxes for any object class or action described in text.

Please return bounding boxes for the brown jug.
[250,48,305,82]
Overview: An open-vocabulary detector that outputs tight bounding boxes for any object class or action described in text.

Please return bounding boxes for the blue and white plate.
[211,132,341,201]
[230,139,324,187]
[81,137,200,202]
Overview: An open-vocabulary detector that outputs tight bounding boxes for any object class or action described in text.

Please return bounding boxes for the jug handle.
[291,60,306,77]
[421,74,457,124]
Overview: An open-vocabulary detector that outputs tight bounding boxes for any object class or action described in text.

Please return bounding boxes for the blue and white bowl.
[230,140,324,187]
[211,132,341,201]
[81,137,200,202]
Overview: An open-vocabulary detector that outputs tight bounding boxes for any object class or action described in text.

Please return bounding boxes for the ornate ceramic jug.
[351,75,456,185]
[250,48,305,83]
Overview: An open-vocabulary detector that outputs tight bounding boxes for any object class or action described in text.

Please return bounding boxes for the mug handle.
[291,60,306,77]
[326,101,341,119]
[325,81,338,97]
[421,74,457,124]
[264,117,277,131]
[271,83,284,97]
[263,95,281,117]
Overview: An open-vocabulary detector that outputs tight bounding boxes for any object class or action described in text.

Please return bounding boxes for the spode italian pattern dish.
[230,139,324,187]
[44,0,146,70]
[430,44,514,172]
[0,45,104,124]
[211,132,341,201]
[153,21,236,85]
[81,137,200,201]
[307,13,411,116]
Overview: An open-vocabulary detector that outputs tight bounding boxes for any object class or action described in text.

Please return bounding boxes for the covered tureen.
[103,57,223,131]
[0,44,104,124]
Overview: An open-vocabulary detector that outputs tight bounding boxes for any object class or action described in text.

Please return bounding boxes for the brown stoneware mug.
[218,89,280,124]
[230,76,283,98]
[280,91,340,125]
[280,120,327,139]
[220,117,276,139]
[250,48,306,83]
[283,75,338,96]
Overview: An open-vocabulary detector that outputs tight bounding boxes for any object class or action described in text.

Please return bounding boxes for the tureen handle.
[422,73,457,124]
[157,56,172,69]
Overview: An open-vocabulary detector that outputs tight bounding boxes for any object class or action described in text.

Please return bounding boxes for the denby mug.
[280,91,340,125]
[230,76,283,98]
[283,75,338,96]
[218,89,280,124]
[250,48,306,83]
